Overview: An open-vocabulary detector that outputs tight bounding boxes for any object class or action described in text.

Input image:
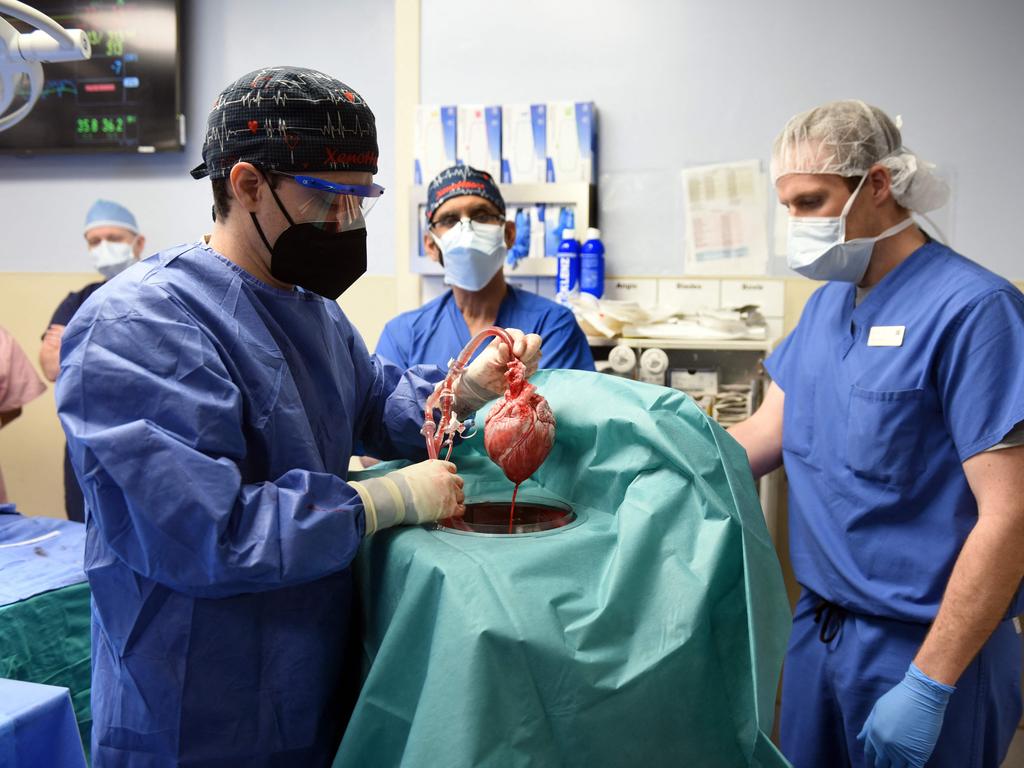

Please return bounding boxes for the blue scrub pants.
[780,590,1022,768]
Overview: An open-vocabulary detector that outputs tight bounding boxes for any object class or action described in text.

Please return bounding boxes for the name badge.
[867,325,905,347]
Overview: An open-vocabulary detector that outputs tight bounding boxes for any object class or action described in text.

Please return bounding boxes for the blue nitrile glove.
[507,208,530,268]
[857,662,955,768]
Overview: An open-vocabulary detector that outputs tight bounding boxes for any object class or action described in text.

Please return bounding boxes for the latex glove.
[349,460,465,535]
[455,328,543,414]
[857,663,955,768]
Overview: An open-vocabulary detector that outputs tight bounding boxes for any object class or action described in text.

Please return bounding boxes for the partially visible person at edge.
[1,324,46,504]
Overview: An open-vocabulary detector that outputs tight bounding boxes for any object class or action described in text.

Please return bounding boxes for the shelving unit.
[587,333,782,542]
[409,182,596,276]
[586,335,774,353]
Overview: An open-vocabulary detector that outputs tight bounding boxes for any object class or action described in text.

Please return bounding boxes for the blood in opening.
[508,483,520,533]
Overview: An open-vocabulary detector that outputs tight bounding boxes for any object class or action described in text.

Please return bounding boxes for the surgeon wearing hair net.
[55,66,540,767]
[729,100,1024,768]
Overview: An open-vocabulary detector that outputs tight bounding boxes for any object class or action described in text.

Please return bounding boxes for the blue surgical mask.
[91,239,136,280]
[431,220,507,291]
[786,176,914,283]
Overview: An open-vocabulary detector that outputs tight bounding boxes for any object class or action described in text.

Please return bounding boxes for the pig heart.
[484,359,556,484]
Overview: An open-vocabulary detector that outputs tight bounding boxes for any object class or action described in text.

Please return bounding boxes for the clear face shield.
[269,171,385,233]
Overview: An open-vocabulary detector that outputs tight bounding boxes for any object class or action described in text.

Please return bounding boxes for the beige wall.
[0,273,94,518]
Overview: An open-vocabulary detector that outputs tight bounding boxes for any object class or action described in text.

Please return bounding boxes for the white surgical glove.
[349,460,465,535]
[454,328,543,414]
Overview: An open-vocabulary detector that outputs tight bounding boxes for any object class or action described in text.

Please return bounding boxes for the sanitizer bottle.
[556,228,580,304]
[580,227,605,299]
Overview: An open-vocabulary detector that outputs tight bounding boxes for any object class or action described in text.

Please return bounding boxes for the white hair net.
[771,99,950,213]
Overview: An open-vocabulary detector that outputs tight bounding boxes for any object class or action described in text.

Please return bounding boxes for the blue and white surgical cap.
[84,199,139,235]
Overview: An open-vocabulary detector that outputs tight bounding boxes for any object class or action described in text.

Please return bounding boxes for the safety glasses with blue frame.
[269,171,386,233]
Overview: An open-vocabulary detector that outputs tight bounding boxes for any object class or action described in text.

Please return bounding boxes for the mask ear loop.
[261,170,297,227]
[846,169,923,244]
[839,174,869,222]
[251,169,297,255]
[429,229,445,267]
[427,217,476,268]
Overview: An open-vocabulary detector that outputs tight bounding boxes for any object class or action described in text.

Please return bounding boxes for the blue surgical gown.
[768,242,1024,767]
[55,241,442,767]
[375,285,595,372]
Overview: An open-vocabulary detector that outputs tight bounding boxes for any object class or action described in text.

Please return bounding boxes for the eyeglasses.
[270,171,385,233]
[430,212,505,234]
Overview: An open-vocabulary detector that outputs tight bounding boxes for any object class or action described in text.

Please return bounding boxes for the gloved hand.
[454,328,543,414]
[349,460,465,535]
[857,662,955,768]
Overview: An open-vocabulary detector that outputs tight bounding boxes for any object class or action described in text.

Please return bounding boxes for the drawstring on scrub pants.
[813,599,847,644]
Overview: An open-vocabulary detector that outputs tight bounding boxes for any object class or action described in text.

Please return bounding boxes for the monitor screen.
[0,0,182,155]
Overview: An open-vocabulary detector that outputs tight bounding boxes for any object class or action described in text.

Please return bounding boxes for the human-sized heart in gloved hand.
[483,358,556,484]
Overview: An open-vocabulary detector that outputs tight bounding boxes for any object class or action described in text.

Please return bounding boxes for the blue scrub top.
[56,241,442,766]
[375,285,595,372]
[766,242,1024,623]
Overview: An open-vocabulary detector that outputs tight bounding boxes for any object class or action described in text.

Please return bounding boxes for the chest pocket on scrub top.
[782,379,815,458]
[845,385,928,484]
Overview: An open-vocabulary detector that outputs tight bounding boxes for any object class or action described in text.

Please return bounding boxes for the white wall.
[421,0,1024,279]
[0,0,397,275]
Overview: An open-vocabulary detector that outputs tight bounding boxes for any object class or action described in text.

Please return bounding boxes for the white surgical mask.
[91,239,136,280]
[431,221,507,291]
[786,176,914,283]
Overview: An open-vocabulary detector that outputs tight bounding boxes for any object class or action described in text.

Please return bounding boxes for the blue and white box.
[457,104,502,179]
[546,101,596,183]
[501,103,546,183]
[414,104,457,185]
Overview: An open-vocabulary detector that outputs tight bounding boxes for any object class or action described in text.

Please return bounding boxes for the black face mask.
[250,176,367,300]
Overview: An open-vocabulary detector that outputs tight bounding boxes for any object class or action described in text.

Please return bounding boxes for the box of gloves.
[414,104,457,185]
[501,103,547,183]
[457,104,502,179]
[546,101,597,183]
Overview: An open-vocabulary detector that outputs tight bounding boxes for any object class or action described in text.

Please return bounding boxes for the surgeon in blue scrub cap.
[376,165,593,373]
[41,199,147,523]
[55,66,541,768]
[730,100,1024,768]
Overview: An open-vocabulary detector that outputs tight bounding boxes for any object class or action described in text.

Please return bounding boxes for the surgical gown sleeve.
[350,340,442,461]
[57,292,370,599]
[935,289,1024,460]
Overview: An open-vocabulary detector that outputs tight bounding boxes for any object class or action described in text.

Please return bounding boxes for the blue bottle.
[556,228,580,304]
[580,227,605,298]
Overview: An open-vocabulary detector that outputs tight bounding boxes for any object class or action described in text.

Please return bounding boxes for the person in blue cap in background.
[56,66,541,767]
[39,199,146,522]
[376,164,594,373]
[729,100,1024,768]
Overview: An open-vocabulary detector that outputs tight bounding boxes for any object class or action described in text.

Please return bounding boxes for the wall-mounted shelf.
[409,182,596,276]
[586,335,777,353]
